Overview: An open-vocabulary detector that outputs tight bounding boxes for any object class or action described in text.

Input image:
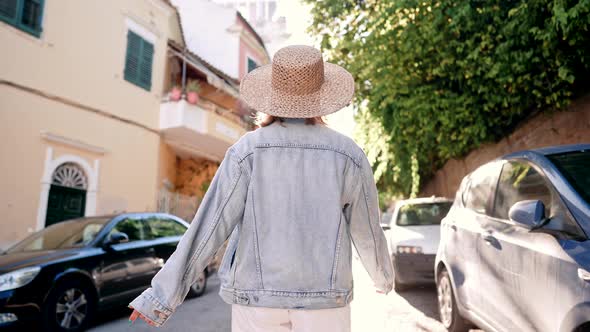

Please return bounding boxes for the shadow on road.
[90,278,219,329]
[397,284,440,321]
[91,305,131,329]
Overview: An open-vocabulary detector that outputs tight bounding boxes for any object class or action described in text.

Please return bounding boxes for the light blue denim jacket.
[129,119,393,326]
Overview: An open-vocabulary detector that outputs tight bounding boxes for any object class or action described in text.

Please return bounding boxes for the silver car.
[435,144,590,332]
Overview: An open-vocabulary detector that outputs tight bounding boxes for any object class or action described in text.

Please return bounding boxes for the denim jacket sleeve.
[346,153,394,294]
[129,148,249,326]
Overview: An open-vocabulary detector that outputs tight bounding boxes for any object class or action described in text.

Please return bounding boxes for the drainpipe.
[181,47,187,94]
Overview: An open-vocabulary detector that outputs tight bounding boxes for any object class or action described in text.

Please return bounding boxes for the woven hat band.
[271,53,325,95]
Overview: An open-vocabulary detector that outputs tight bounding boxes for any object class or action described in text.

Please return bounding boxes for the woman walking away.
[128,45,393,331]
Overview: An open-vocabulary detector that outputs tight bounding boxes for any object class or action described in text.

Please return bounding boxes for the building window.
[247,57,258,73]
[124,30,154,91]
[0,0,45,37]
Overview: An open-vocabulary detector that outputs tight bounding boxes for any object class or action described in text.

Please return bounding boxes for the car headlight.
[0,266,41,292]
[397,245,423,254]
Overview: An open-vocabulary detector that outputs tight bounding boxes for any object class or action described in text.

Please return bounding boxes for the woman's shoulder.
[229,124,366,163]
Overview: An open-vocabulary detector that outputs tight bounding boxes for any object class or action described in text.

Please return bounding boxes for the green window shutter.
[0,0,44,37]
[19,0,43,34]
[124,30,154,91]
[138,40,153,90]
[124,30,142,86]
[0,0,20,26]
[247,58,258,73]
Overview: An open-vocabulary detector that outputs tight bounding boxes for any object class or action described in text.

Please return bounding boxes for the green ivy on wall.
[306,0,590,199]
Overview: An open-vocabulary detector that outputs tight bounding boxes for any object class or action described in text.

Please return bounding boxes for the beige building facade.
[0,0,267,249]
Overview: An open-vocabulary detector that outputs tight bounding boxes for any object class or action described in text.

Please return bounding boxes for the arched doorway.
[45,163,88,227]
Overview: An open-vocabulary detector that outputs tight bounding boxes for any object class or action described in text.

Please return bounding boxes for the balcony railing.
[160,99,247,161]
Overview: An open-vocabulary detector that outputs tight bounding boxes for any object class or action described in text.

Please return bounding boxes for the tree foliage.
[305,0,590,198]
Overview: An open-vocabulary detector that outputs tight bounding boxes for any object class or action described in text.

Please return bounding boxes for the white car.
[383,197,452,291]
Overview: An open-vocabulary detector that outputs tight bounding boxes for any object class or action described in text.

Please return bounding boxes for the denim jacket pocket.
[218,224,240,285]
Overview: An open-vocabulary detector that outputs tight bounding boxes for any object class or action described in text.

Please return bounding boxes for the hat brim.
[239,62,355,118]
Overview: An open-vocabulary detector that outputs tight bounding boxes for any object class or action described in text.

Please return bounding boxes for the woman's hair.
[254,113,327,127]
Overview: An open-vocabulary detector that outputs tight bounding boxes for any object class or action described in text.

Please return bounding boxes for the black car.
[0,213,208,331]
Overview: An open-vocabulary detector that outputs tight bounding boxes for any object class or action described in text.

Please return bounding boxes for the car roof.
[397,197,453,205]
[503,143,590,159]
[66,212,188,223]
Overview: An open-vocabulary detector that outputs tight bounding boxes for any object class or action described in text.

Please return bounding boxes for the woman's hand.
[128,306,160,327]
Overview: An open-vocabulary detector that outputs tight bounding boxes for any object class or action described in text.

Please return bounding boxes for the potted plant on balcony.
[169,85,182,101]
[186,80,201,105]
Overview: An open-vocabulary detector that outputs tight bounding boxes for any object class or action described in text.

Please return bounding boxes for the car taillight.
[397,245,423,254]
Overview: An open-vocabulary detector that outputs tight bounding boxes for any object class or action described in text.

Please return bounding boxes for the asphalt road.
[89,275,230,332]
[89,260,482,332]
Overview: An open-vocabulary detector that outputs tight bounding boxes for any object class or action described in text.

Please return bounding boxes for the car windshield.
[396,202,452,226]
[547,150,590,205]
[6,217,111,253]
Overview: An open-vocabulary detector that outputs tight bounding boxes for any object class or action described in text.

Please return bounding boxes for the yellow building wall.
[167,7,185,47]
[157,141,178,191]
[0,0,174,129]
[0,0,176,248]
[0,86,161,248]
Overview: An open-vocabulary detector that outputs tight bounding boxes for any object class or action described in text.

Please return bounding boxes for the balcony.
[160,100,248,161]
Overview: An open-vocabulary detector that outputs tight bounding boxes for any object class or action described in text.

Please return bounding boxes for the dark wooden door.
[45,184,86,227]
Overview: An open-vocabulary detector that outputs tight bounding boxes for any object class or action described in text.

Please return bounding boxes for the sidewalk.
[90,260,480,332]
[351,258,448,332]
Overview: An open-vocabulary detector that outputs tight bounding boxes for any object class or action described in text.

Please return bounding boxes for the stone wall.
[419,95,590,199]
[174,157,223,271]
[175,158,219,198]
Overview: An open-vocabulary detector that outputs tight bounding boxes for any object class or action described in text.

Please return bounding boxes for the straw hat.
[239,45,355,118]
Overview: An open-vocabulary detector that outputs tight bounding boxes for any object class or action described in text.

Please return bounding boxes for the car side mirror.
[380,223,391,231]
[509,200,547,229]
[104,231,129,246]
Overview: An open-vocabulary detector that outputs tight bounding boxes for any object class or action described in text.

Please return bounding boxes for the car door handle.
[482,234,495,245]
[450,225,457,231]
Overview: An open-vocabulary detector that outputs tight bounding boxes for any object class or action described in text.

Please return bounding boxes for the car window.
[547,150,590,205]
[145,217,187,239]
[109,218,146,242]
[492,160,582,236]
[6,217,110,253]
[465,163,499,215]
[493,161,552,220]
[396,202,452,226]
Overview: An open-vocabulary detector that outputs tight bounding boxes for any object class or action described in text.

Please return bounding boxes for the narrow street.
[89,275,230,331]
[351,257,446,332]
[89,260,482,332]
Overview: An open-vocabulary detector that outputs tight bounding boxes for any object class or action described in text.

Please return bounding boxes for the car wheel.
[392,260,408,292]
[42,279,96,332]
[187,270,207,298]
[437,269,469,332]
[574,322,590,332]
[393,272,408,292]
